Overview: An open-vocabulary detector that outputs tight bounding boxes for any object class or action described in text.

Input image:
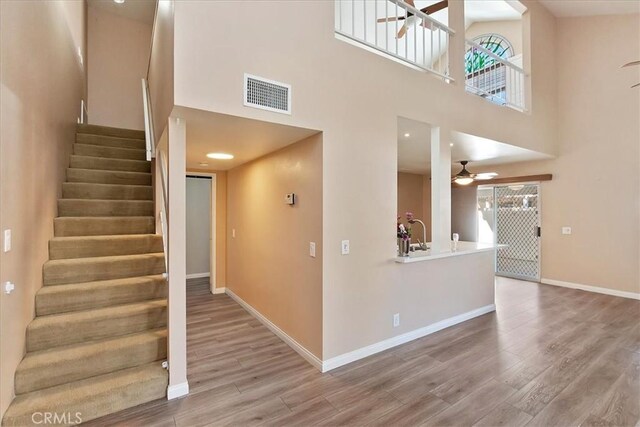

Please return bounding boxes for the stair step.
[70,155,150,173]
[27,300,167,352]
[54,216,155,237]
[15,329,167,394]
[76,133,146,150]
[74,143,147,161]
[43,253,165,286]
[67,168,152,186]
[36,275,167,316]
[77,124,145,140]
[62,182,152,201]
[58,199,153,217]
[49,234,162,260]
[2,362,167,426]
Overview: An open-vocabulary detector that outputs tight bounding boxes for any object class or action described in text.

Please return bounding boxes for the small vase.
[398,238,410,257]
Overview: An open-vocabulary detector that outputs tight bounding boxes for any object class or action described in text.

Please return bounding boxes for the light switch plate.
[341,240,350,255]
[232,229,236,238]
[562,226,572,235]
[310,242,316,258]
[285,193,295,205]
[3,229,11,252]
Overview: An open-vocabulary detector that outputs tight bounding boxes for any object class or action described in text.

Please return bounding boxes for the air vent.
[244,74,291,115]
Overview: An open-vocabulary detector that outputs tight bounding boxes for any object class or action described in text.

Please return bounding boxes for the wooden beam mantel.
[455,174,553,187]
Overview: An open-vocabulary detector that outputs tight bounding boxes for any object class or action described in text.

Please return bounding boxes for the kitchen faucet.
[409,219,428,251]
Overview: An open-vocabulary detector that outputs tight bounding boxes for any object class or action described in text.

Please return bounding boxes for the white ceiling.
[539,0,640,17]
[88,0,156,24]
[177,108,320,171]
[397,116,552,175]
[411,0,523,28]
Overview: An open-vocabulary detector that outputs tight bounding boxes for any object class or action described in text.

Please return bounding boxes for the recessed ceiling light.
[198,162,209,167]
[206,152,234,160]
[113,0,125,3]
[404,133,410,138]
[450,143,454,147]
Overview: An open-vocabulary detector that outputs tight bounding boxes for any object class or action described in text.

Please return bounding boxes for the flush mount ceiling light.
[452,161,497,185]
[206,152,234,160]
[113,0,125,3]
[404,133,410,138]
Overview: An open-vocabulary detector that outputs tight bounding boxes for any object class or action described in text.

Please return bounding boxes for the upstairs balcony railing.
[465,39,526,111]
[335,0,454,81]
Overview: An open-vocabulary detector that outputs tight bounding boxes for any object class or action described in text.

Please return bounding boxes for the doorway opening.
[186,173,217,293]
[478,183,540,281]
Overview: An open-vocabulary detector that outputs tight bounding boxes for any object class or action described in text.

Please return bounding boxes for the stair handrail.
[142,78,156,161]
[158,149,169,273]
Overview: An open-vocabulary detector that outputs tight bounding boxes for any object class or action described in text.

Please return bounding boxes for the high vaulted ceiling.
[539,0,640,17]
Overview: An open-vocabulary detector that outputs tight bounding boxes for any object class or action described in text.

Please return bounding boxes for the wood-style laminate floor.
[87,277,640,427]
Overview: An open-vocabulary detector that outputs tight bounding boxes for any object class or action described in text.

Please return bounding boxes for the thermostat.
[285,193,296,205]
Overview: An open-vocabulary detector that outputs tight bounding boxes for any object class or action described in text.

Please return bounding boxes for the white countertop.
[395,241,504,263]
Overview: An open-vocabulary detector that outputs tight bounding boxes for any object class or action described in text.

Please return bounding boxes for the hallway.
[87,277,640,426]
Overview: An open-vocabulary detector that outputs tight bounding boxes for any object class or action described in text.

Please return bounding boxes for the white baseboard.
[167,381,189,400]
[186,273,210,279]
[541,278,640,300]
[225,288,323,371]
[212,286,226,295]
[321,304,496,372]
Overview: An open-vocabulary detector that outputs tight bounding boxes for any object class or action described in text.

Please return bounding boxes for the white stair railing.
[464,39,526,111]
[335,0,454,80]
[142,76,166,274]
[157,149,169,274]
[141,78,156,161]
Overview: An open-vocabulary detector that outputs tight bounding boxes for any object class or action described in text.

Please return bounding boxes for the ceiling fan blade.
[397,23,408,39]
[404,0,416,8]
[632,83,640,88]
[420,0,448,15]
[377,16,405,23]
[622,60,640,67]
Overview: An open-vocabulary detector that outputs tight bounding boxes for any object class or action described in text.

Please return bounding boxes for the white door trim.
[186,172,217,294]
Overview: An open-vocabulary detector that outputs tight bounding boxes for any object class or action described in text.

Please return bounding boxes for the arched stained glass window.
[465,34,513,74]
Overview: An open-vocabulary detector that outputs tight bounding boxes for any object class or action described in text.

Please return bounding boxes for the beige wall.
[87,5,152,130]
[451,186,478,242]
[187,169,227,288]
[466,19,524,56]
[489,14,639,295]
[149,0,174,144]
[0,0,86,418]
[397,172,424,223]
[226,134,323,357]
[172,0,558,359]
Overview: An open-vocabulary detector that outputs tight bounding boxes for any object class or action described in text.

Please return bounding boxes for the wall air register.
[243,73,291,115]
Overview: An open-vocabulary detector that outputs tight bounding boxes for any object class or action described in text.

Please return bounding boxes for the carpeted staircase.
[2,124,168,426]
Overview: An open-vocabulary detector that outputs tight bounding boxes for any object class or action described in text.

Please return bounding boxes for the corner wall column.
[167,116,189,399]
[430,126,452,253]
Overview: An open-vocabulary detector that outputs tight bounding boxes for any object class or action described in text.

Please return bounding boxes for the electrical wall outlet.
[341,240,350,255]
[393,313,400,328]
[285,193,295,205]
[562,226,572,235]
[310,242,316,258]
[3,229,11,252]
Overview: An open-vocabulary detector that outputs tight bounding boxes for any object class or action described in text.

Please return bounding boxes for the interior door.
[494,184,540,281]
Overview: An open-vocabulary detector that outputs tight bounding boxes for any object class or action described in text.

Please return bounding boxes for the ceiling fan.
[622,61,640,88]
[376,0,449,39]
[452,161,498,185]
